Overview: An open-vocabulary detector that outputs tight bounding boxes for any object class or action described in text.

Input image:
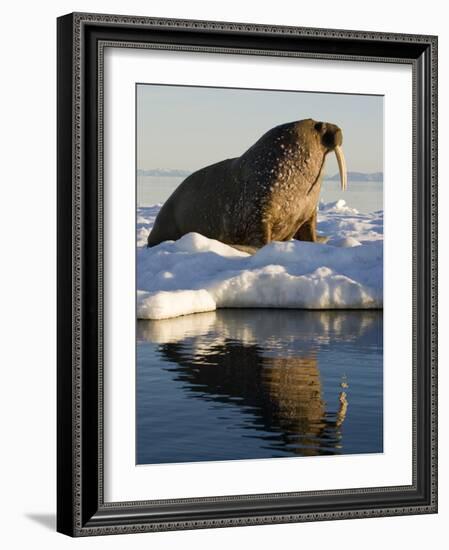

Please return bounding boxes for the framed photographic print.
[57,12,438,536]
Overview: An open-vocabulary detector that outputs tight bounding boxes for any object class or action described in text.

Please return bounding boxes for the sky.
[137,84,383,177]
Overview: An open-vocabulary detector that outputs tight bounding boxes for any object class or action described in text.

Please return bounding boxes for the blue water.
[137,309,383,465]
[137,176,383,213]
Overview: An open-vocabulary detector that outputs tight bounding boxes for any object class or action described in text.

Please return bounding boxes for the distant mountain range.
[138,168,383,182]
[324,171,383,182]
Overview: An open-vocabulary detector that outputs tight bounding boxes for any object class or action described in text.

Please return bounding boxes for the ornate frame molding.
[57,12,437,537]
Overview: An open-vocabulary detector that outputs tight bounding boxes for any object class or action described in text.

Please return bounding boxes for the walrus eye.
[314,122,323,132]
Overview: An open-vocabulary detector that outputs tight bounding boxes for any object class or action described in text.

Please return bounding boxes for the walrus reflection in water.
[261,356,348,455]
[147,119,347,251]
[157,340,348,456]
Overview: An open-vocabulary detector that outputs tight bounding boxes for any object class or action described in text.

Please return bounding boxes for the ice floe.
[136,200,383,319]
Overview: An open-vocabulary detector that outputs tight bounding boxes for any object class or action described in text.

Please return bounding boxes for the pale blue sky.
[137,84,383,176]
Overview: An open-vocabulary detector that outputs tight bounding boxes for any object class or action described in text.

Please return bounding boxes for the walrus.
[147,118,347,250]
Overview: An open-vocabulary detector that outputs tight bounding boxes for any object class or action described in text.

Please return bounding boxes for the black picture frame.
[57,12,438,537]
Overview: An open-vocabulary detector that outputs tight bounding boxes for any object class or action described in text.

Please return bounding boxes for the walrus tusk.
[334,145,347,191]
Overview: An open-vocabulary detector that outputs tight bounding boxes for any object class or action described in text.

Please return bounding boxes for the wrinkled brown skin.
[147,119,343,250]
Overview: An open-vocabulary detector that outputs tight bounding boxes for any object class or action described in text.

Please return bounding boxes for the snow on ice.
[136,200,383,319]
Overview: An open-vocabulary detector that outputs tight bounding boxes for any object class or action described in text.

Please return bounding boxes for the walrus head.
[305,119,347,191]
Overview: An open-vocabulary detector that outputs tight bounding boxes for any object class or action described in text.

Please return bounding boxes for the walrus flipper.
[293,209,328,243]
[147,199,182,246]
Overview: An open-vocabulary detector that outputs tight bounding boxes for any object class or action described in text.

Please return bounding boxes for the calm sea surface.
[137,176,383,213]
[137,309,383,465]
